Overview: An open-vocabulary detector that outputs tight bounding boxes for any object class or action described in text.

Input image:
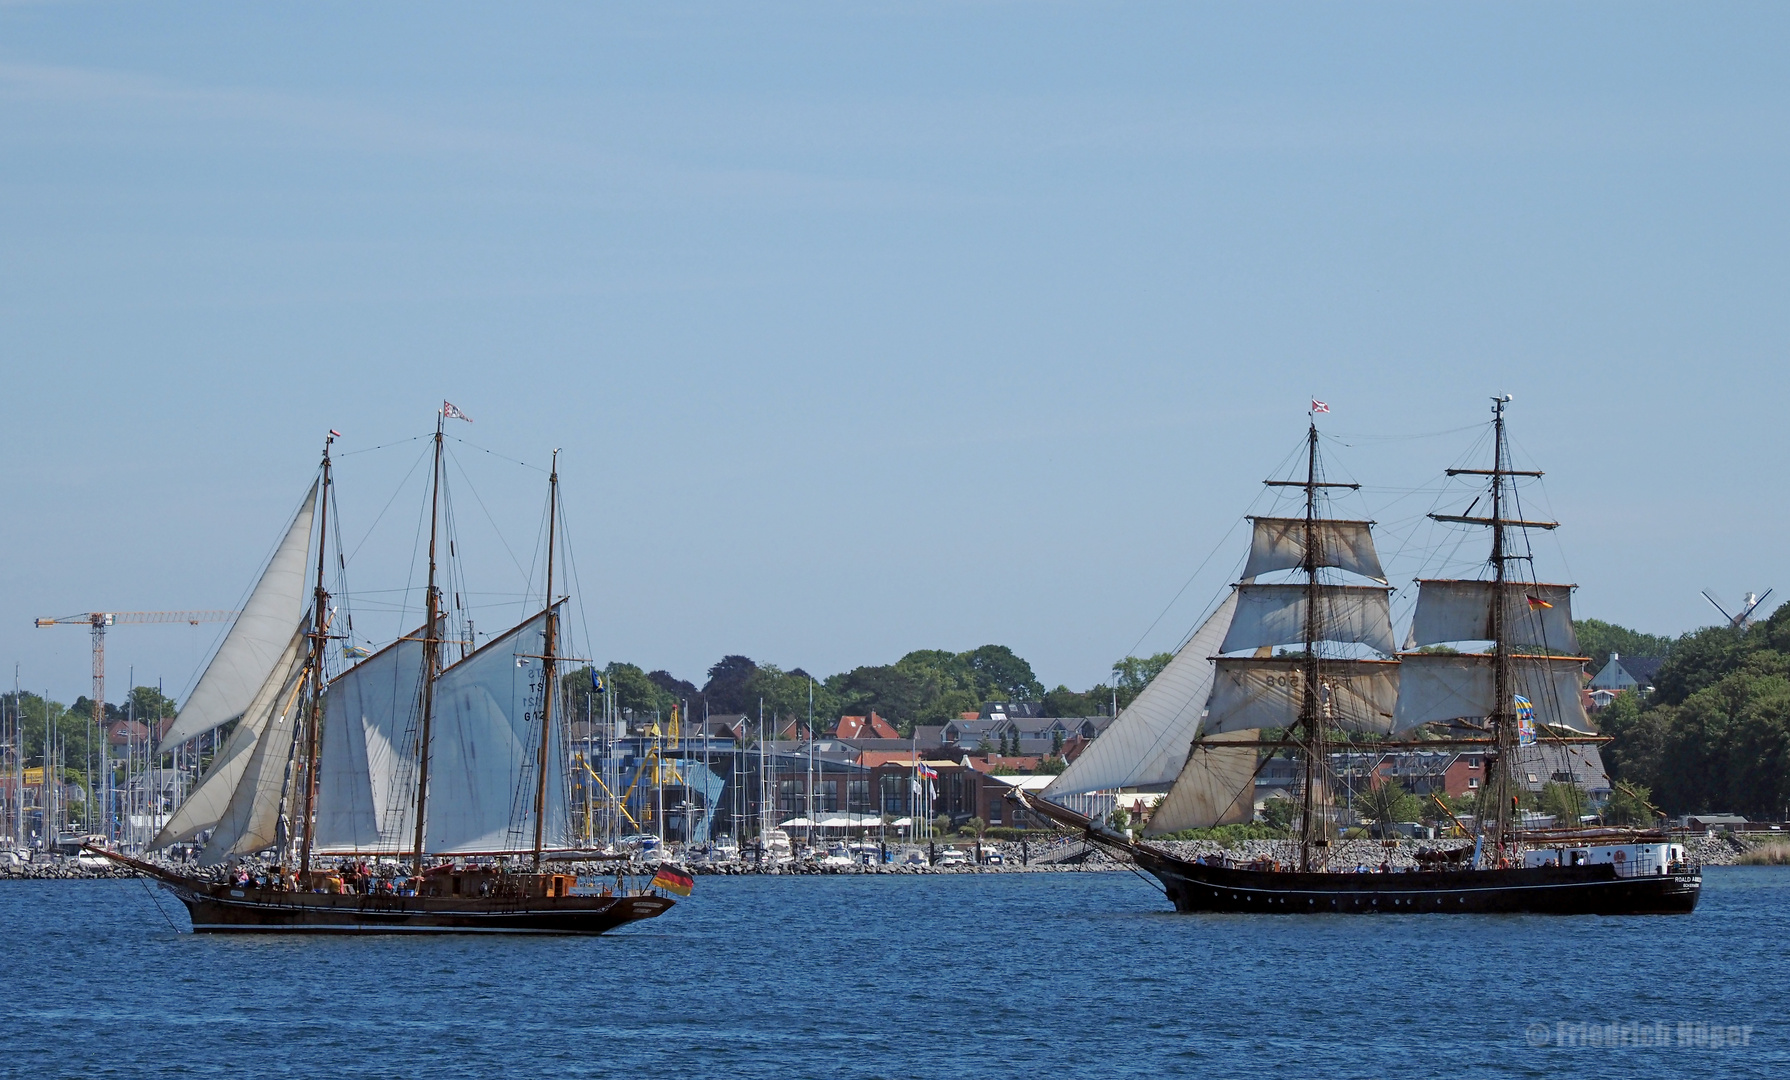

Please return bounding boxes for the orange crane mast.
[33,611,237,729]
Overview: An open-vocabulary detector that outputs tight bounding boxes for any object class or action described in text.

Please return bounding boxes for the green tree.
[1112,653,1175,709]
[1043,684,1106,717]
[1259,796,1298,831]
[1537,781,1590,825]
[1035,756,1067,775]
[1357,781,1422,833]
[933,812,952,835]
[1575,619,1675,673]
[1603,783,1657,826]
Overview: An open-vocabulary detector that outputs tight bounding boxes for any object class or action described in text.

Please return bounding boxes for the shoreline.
[1,832,1766,881]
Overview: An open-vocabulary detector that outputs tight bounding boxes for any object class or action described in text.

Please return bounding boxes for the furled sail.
[1407,580,1579,654]
[160,482,318,753]
[151,628,306,848]
[313,627,427,852]
[423,608,566,853]
[1242,517,1387,582]
[1392,652,1593,734]
[1205,657,1401,735]
[198,645,312,862]
[1143,730,1260,834]
[1043,591,1239,798]
[1219,584,1396,657]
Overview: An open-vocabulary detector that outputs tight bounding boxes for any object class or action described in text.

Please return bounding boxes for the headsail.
[197,643,311,862]
[1043,591,1238,799]
[151,627,306,848]
[423,607,566,854]
[160,482,318,753]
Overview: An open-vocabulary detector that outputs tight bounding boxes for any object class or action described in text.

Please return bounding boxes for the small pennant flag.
[591,670,605,692]
[1526,595,1554,609]
[343,644,372,660]
[442,400,473,422]
[329,429,342,438]
[651,866,694,897]
[1311,399,1330,414]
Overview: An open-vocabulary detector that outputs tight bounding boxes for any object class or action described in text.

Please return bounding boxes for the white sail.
[1408,580,1579,654]
[198,648,311,862]
[1205,657,1400,735]
[151,628,306,848]
[1242,517,1386,582]
[1392,652,1593,734]
[1219,584,1397,657]
[160,482,317,753]
[1143,730,1259,834]
[423,608,566,854]
[1043,591,1238,798]
[313,627,427,852]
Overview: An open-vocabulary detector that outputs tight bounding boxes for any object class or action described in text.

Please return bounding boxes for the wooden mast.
[1263,417,1356,871]
[298,431,334,879]
[409,412,446,879]
[1432,394,1550,866]
[531,450,561,870]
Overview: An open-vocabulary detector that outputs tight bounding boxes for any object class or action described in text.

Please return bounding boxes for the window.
[778,780,805,813]
[1468,778,1479,789]
[847,779,871,813]
[815,780,838,812]
[880,775,908,814]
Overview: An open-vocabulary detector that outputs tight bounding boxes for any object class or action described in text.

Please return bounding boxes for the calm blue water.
[1,867,1784,1079]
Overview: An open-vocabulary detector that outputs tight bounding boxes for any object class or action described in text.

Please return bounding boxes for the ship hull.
[164,880,675,935]
[1134,848,1701,916]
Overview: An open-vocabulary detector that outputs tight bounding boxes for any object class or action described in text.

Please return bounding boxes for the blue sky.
[3,2,1787,705]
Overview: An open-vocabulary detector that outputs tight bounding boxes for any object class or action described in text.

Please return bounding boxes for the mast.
[531,450,561,869]
[1260,418,1359,870]
[410,412,446,878]
[297,432,334,877]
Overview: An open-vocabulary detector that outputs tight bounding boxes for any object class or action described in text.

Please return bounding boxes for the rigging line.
[442,445,533,593]
[339,434,428,458]
[131,873,182,933]
[444,434,550,473]
[1318,421,1483,445]
[344,443,432,568]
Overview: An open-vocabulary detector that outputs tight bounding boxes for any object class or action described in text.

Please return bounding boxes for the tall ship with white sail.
[1015,397,1701,915]
[96,412,678,933]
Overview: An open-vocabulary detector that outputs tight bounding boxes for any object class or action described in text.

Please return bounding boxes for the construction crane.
[33,611,237,729]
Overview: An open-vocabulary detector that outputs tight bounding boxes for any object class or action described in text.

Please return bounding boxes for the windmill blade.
[1739,588,1773,625]
[1703,590,1737,625]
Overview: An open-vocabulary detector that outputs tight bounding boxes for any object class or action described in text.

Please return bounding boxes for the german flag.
[651,866,694,897]
[1526,595,1553,609]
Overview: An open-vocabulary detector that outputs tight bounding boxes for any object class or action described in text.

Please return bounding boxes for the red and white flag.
[442,401,473,422]
[1310,399,1330,414]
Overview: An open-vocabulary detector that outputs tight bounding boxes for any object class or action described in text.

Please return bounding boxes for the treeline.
[1600,604,1790,818]
[1,686,181,773]
[562,647,1178,736]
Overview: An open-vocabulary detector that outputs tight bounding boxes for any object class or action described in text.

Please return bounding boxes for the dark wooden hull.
[1134,847,1701,916]
[163,880,675,935]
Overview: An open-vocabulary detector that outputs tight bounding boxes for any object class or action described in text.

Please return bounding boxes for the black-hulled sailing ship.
[96,413,677,933]
[1015,396,1701,915]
